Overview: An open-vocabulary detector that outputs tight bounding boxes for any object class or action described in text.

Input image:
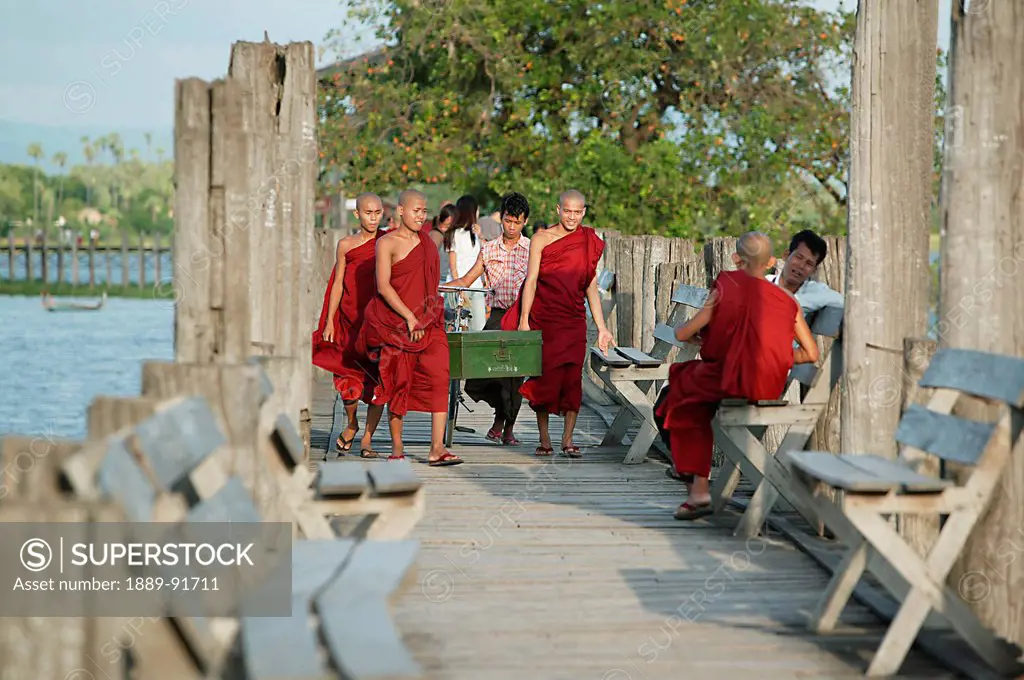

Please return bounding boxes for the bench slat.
[292,539,357,600]
[895,404,996,466]
[672,283,709,309]
[187,477,262,522]
[720,398,790,407]
[241,611,332,680]
[790,363,820,387]
[808,305,844,337]
[840,454,951,492]
[920,348,1024,407]
[133,397,226,491]
[98,439,157,523]
[316,540,421,679]
[367,459,421,495]
[272,413,306,469]
[653,323,682,348]
[316,461,370,497]
[788,452,904,492]
[614,347,663,367]
[589,347,632,368]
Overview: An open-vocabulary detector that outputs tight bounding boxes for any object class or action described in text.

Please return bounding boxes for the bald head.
[735,231,773,268]
[355,192,382,211]
[558,189,586,208]
[398,189,426,207]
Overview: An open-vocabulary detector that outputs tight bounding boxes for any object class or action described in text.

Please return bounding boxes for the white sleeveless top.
[448,228,483,288]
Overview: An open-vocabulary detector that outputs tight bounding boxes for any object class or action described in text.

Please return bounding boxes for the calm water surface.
[0,295,173,439]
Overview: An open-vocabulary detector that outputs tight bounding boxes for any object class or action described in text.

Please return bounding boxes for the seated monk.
[312,192,387,458]
[655,231,819,520]
[356,189,463,466]
[501,189,613,458]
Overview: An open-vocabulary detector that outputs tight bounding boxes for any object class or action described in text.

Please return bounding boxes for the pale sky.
[0,0,951,141]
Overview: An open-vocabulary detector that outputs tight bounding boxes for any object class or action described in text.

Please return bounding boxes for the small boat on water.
[41,291,107,312]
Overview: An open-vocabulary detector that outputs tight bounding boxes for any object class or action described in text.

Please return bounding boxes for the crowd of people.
[311,187,843,519]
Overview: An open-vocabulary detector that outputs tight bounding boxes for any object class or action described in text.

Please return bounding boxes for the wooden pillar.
[120,230,129,289]
[154,232,162,286]
[88,240,95,289]
[39,230,48,284]
[841,0,938,459]
[898,337,939,556]
[137,233,146,287]
[56,241,65,284]
[808,235,847,455]
[70,237,78,288]
[104,247,111,287]
[25,239,33,282]
[7,233,15,281]
[703,236,738,285]
[940,0,1024,647]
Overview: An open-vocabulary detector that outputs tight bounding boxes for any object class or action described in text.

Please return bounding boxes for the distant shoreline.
[0,280,173,300]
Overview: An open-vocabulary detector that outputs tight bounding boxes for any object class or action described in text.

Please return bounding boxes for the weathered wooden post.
[137,232,146,288]
[88,239,95,289]
[120,230,129,289]
[39,229,48,284]
[154,232,162,285]
[841,0,938,459]
[25,238,33,282]
[70,236,78,288]
[6,233,13,280]
[939,0,1024,648]
[172,40,316,454]
[104,246,111,287]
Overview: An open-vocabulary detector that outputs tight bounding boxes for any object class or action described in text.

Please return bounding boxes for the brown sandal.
[535,446,553,457]
[561,445,582,459]
[360,448,379,459]
[674,501,712,521]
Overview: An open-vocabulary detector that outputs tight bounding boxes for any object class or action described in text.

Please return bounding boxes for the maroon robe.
[501,226,603,414]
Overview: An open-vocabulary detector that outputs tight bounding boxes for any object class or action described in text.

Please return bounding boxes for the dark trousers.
[463,307,524,427]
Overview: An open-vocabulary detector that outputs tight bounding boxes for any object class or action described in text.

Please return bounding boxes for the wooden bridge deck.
[309,378,957,680]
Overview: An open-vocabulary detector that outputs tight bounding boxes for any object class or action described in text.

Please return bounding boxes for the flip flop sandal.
[674,502,713,521]
[535,446,553,456]
[336,428,358,452]
[485,428,503,443]
[429,452,463,467]
[560,445,582,459]
[502,434,521,446]
[387,454,406,461]
[360,448,379,459]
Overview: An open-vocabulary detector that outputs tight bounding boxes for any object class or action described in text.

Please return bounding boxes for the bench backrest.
[896,348,1024,478]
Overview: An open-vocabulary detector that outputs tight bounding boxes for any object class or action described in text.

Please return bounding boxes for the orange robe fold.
[356,233,449,416]
[501,226,603,415]
[654,270,799,478]
[311,233,381,403]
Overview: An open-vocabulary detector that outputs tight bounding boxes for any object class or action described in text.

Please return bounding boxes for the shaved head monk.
[501,189,613,458]
[357,189,463,466]
[312,192,387,457]
[655,231,819,520]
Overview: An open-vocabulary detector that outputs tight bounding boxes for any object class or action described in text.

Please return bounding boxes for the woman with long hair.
[444,195,487,331]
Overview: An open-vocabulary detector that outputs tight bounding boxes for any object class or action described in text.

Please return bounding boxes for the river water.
[0,295,173,439]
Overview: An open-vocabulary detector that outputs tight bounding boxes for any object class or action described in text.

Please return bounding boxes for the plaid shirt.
[481,235,531,309]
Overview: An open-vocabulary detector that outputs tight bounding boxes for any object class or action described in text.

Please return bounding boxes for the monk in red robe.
[312,192,387,457]
[501,189,613,458]
[357,189,463,466]
[655,232,819,520]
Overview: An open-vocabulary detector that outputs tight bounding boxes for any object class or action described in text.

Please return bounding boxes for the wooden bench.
[588,281,702,464]
[58,394,424,680]
[785,347,1024,677]
[669,283,845,537]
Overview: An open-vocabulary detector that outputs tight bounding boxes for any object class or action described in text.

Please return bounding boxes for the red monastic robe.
[356,232,449,416]
[501,226,604,415]
[655,270,799,478]
[312,233,382,403]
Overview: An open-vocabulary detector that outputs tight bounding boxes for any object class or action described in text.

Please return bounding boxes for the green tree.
[52,151,68,215]
[321,0,855,238]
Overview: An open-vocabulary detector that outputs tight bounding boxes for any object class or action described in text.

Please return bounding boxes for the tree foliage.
[320,0,856,237]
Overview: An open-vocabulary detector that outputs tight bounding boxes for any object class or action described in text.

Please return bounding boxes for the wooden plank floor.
[309,377,959,680]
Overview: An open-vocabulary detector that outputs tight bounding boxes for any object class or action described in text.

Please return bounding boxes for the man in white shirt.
[766,229,844,317]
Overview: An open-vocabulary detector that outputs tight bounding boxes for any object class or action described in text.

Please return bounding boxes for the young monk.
[655,231,820,520]
[357,189,463,466]
[501,189,614,458]
[312,192,387,457]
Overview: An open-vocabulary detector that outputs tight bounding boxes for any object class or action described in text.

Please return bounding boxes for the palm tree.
[81,137,95,206]
[26,142,44,225]
[52,151,68,216]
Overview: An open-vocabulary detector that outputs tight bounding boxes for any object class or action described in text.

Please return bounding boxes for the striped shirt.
[481,235,531,309]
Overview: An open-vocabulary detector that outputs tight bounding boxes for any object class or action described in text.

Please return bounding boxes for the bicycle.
[438,284,492,447]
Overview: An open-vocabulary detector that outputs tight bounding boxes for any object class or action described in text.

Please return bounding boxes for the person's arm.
[518,235,546,330]
[448,249,459,281]
[429,230,443,248]
[804,280,844,315]
[793,308,820,364]
[675,290,718,344]
[586,274,614,353]
[375,238,421,337]
[446,252,485,288]
[322,239,348,342]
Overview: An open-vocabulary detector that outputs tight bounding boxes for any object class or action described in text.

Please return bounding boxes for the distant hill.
[0,120,172,173]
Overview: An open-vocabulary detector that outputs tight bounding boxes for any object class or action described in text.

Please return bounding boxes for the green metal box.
[448,330,543,380]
